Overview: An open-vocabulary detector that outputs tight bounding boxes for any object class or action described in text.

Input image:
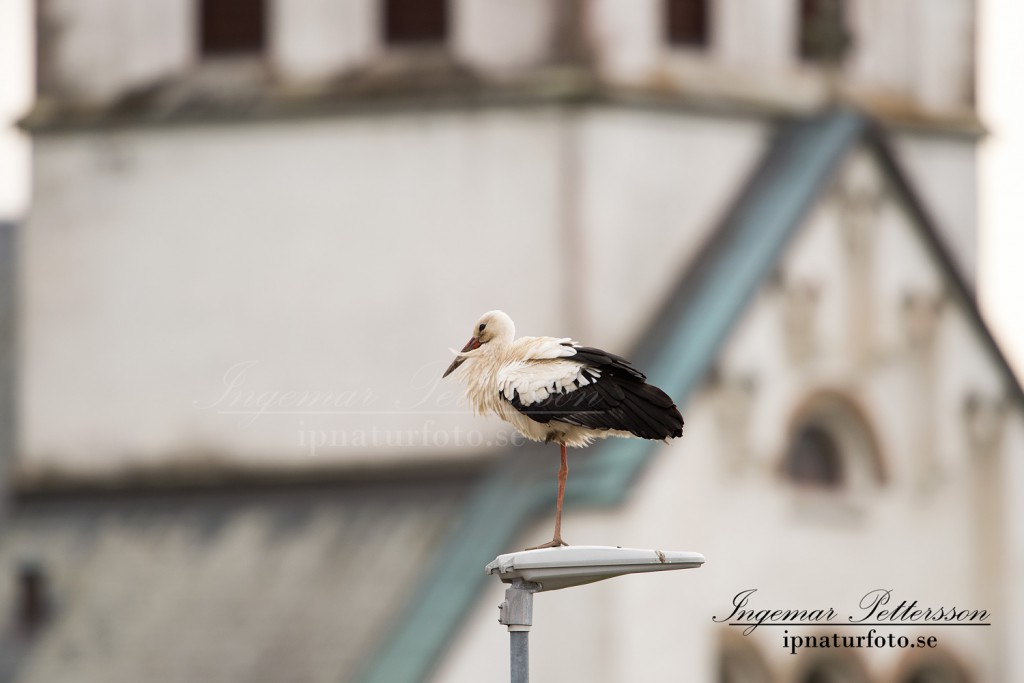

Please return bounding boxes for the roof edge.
[862,120,1024,402]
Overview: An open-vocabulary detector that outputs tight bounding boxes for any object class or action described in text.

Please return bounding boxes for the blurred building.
[2,1,1021,683]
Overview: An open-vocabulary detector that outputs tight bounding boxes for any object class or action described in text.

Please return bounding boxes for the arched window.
[798,0,851,64]
[16,561,49,637]
[785,422,844,487]
[782,392,884,491]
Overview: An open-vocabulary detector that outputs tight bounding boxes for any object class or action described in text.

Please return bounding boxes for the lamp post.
[487,546,705,683]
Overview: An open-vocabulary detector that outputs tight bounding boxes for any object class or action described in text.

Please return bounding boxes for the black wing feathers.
[567,345,647,381]
[510,345,684,440]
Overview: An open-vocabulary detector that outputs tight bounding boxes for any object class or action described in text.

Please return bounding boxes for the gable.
[719,143,1013,487]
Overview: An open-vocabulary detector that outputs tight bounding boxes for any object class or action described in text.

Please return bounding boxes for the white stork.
[443,310,684,549]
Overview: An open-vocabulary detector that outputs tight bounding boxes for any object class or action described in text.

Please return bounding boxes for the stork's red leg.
[553,443,568,542]
[527,443,570,550]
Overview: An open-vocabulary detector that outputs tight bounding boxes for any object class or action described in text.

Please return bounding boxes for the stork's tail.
[567,346,684,441]
[617,380,684,441]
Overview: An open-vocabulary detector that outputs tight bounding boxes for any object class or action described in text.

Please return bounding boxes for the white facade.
[19,109,772,473]
[23,109,569,470]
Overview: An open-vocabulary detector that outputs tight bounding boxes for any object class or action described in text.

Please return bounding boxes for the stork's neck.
[468,339,510,371]
[459,345,503,416]
[488,336,513,351]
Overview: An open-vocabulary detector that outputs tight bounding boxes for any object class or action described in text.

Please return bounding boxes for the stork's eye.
[479,323,486,332]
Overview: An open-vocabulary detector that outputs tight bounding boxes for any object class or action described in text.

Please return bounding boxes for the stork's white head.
[442,310,515,377]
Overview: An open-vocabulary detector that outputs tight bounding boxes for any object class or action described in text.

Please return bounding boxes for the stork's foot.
[526,537,569,550]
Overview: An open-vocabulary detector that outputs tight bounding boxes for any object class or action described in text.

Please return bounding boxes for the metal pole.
[498,580,539,683]
[510,631,529,683]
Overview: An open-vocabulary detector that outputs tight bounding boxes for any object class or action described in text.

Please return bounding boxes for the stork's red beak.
[443,337,481,378]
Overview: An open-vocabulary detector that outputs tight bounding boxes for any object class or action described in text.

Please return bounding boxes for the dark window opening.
[666,0,709,48]
[200,0,267,56]
[799,0,851,64]
[785,423,844,488]
[385,0,448,46]
[17,562,48,638]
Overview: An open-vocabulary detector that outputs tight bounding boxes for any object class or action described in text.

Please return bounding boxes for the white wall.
[454,0,557,73]
[22,109,576,471]
[587,0,661,83]
[578,109,768,349]
[716,0,795,73]
[21,107,767,474]
[891,131,978,285]
[848,0,975,112]
[272,0,377,83]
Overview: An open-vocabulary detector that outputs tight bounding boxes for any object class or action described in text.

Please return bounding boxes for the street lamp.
[486,546,705,683]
